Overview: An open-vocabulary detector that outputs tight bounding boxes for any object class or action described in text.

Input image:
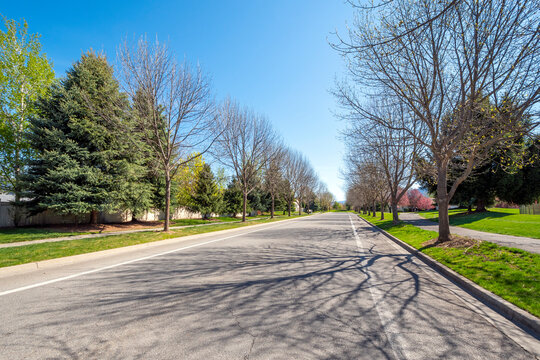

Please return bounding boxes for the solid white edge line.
[348,214,404,360]
[353,213,540,357]
[0,216,311,297]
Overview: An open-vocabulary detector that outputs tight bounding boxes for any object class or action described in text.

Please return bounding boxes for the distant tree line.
[0,17,336,230]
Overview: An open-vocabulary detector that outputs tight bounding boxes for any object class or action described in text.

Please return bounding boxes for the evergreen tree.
[223,179,243,218]
[24,52,152,222]
[496,137,540,205]
[190,164,222,220]
[247,188,271,214]
[420,137,540,210]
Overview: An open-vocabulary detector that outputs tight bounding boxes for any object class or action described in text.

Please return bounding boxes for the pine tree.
[223,179,243,218]
[24,51,152,222]
[247,188,271,214]
[420,137,540,210]
[190,164,222,220]
[496,137,540,206]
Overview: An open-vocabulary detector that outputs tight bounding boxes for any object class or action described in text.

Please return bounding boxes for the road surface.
[0,212,537,359]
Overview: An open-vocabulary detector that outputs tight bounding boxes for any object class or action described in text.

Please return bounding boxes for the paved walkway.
[0,218,266,249]
[399,213,540,254]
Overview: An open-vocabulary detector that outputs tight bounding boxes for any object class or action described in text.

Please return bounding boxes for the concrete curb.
[355,213,540,337]
[0,213,318,278]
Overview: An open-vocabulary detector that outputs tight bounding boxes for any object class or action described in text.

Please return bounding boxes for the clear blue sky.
[3,1,353,201]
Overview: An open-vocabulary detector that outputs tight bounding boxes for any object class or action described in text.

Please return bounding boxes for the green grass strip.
[358,212,540,318]
[0,216,251,244]
[0,215,306,269]
[418,208,540,239]
[0,228,95,244]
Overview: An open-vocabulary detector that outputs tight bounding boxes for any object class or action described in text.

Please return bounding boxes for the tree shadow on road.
[6,219,532,359]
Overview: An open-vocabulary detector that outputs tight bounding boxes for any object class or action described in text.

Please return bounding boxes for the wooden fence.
[519,204,540,215]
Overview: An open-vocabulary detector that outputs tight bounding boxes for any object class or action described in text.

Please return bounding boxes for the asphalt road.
[0,212,538,359]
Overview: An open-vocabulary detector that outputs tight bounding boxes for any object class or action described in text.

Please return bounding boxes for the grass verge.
[417,208,540,239]
[358,212,540,318]
[0,214,308,269]
[0,228,95,244]
[169,216,242,226]
[0,216,255,244]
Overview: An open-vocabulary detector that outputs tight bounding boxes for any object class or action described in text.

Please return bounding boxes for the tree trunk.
[298,197,302,216]
[437,165,451,242]
[391,201,399,224]
[476,199,487,212]
[90,210,99,224]
[288,200,292,216]
[242,191,247,222]
[164,174,171,231]
[13,192,22,227]
[271,194,275,219]
[380,202,385,220]
[373,201,377,218]
[467,202,472,213]
[12,149,22,227]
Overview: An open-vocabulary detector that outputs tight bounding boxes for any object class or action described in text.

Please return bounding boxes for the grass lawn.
[0,214,306,269]
[358,212,540,318]
[169,216,242,226]
[0,228,95,244]
[169,215,287,226]
[0,216,256,245]
[417,208,540,239]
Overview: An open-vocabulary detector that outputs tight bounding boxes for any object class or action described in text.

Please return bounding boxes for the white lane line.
[0,217,310,297]
[353,213,540,356]
[348,214,405,360]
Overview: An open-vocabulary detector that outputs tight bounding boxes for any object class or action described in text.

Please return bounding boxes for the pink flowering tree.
[417,195,434,210]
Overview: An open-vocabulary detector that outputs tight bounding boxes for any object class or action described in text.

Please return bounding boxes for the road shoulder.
[354,213,540,355]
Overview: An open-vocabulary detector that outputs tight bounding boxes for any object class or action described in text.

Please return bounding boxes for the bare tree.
[317,183,335,212]
[297,160,317,215]
[342,100,421,224]
[340,0,460,49]
[282,148,302,216]
[346,182,373,215]
[214,99,277,222]
[118,36,217,231]
[264,142,286,218]
[345,155,387,219]
[346,178,371,216]
[280,177,295,217]
[335,0,540,241]
[346,185,362,213]
[282,148,318,216]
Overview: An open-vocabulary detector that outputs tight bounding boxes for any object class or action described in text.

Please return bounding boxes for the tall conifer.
[24,52,152,222]
[190,164,222,220]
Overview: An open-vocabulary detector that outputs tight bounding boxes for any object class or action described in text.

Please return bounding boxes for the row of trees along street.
[337,0,540,242]
[0,20,336,231]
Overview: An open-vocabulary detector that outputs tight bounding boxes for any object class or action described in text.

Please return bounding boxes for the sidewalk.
[399,212,540,254]
[0,217,266,249]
